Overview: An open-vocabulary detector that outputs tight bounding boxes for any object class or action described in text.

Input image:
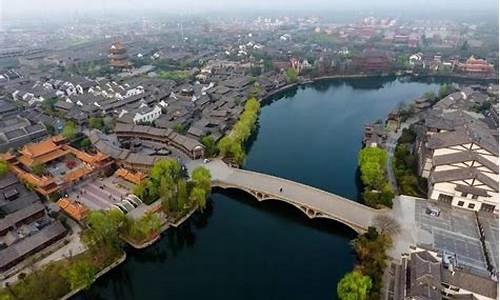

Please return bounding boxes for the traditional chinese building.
[3,135,113,197]
[108,42,130,70]
[458,56,495,74]
[352,49,392,74]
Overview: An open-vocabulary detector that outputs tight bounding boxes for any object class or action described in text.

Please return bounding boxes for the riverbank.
[260,72,496,104]
[59,252,127,300]
[123,202,199,249]
[71,77,447,300]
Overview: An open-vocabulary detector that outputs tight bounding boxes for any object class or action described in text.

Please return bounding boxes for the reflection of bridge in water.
[194,160,386,234]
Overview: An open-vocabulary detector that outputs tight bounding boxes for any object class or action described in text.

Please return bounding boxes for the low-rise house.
[400,249,497,300]
[0,202,45,236]
[0,172,66,273]
[0,173,41,216]
[0,115,47,153]
[362,123,385,148]
[132,105,162,124]
[0,222,66,272]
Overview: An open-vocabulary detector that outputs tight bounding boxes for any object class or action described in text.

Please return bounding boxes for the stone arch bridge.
[192,160,387,234]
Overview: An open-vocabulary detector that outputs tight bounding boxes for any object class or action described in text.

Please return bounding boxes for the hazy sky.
[1,0,498,17]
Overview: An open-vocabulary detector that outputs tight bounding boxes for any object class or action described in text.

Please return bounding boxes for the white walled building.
[132,105,162,124]
[422,128,499,213]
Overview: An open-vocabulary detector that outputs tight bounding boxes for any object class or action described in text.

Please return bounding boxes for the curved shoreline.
[260,72,497,103]
[59,252,127,300]
[67,73,494,299]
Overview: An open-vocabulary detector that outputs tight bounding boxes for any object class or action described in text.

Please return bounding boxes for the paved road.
[190,160,386,232]
[385,117,419,193]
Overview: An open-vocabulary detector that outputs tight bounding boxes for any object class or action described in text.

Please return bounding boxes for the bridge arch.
[212,183,365,234]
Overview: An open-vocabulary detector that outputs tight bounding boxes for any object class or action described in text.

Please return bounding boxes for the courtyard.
[392,196,497,277]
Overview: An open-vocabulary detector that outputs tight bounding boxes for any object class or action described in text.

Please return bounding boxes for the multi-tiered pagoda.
[108,42,129,70]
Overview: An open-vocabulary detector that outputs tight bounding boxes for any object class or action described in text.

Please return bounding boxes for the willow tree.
[337,271,372,300]
[62,260,96,291]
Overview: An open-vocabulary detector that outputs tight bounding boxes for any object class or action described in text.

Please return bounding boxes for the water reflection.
[72,77,445,300]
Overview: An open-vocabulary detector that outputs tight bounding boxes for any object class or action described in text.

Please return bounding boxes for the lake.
[74,76,442,300]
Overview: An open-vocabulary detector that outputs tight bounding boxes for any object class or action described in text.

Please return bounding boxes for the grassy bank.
[217,97,261,166]
[358,147,394,208]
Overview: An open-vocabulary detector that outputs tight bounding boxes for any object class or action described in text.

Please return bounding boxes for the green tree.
[80,138,91,149]
[133,181,147,201]
[358,147,393,208]
[423,91,435,102]
[191,166,211,193]
[201,136,218,157]
[0,160,8,177]
[354,227,392,300]
[88,117,104,130]
[358,147,387,190]
[438,84,450,99]
[32,164,47,177]
[158,70,190,81]
[150,159,182,187]
[337,271,372,300]
[62,260,96,290]
[217,98,260,166]
[124,212,161,243]
[176,180,188,211]
[189,187,207,211]
[174,123,187,134]
[63,121,78,140]
[285,68,298,83]
[85,210,125,248]
[45,124,55,136]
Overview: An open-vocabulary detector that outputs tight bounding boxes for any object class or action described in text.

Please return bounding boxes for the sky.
[1,0,498,17]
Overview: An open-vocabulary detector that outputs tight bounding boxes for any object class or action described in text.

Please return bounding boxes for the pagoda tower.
[108,42,129,70]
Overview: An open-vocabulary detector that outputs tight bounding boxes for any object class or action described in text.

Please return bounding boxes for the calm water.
[74,77,441,300]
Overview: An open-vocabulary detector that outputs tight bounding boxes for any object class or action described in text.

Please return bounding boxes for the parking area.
[433,228,487,271]
[413,200,490,275]
[415,200,480,239]
[66,176,140,212]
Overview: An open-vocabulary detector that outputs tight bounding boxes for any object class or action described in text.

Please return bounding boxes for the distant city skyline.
[1,0,498,17]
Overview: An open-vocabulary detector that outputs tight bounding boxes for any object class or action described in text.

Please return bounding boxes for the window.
[461,192,468,197]
[468,203,475,209]
[472,195,478,200]
[438,194,453,204]
[457,201,465,207]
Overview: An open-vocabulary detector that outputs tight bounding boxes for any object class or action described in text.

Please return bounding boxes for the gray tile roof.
[442,268,497,299]
[0,222,66,270]
[430,168,499,192]
[0,202,45,233]
[433,151,499,174]
[408,251,443,300]
[427,128,498,156]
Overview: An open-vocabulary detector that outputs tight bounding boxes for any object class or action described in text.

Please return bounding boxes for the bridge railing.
[228,167,382,213]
